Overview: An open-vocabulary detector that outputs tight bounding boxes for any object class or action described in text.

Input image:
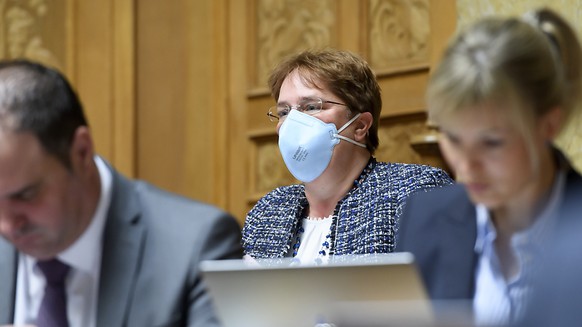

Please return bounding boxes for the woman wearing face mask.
[241,49,454,264]
[396,8,582,326]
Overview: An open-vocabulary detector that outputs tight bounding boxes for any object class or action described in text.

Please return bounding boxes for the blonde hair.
[428,8,582,146]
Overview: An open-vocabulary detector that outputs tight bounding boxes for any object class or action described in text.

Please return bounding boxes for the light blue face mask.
[278,109,366,183]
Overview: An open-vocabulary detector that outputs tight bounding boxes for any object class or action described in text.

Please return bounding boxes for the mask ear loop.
[335,113,367,148]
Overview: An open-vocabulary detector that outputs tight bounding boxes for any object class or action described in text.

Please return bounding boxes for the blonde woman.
[396,8,582,326]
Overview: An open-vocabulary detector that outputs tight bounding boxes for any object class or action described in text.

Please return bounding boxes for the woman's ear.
[540,106,564,140]
[354,112,373,142]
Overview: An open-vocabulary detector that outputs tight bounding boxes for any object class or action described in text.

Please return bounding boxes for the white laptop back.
[200,252,433,327]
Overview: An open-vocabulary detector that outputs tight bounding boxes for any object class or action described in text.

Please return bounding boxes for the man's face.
[0,129,88,259]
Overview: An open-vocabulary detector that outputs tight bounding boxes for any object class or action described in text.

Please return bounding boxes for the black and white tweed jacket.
[242,158,454,258]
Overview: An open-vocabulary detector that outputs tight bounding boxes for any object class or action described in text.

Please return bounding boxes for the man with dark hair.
[0,60,243,327]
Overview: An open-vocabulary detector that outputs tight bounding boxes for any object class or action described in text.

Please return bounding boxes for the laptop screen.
[200,253,433,327]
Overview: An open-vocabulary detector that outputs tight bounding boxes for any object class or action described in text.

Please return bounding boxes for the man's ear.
[354,112,373,143]
[69,126,95,170]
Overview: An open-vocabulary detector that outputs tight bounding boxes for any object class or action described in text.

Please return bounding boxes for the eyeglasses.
[267,98,347,122]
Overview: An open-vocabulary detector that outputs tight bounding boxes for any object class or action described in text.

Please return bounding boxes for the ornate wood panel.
[367,0,430,74]
[253,0,339,90]
[0,0,136,177]
[1,0,457,225]
[0,0,66,70]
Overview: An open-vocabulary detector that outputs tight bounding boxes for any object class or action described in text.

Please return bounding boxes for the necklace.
[306,214,333,221]
[292,217,333,257]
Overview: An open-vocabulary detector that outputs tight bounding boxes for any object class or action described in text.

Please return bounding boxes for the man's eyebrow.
[6,182,40,199]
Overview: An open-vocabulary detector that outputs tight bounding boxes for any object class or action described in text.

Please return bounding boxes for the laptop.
[199,252,434,327]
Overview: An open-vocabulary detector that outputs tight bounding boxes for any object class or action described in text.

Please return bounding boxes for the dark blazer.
[396,168,582,302]
[516,169,582,327]
[0,164,243,327]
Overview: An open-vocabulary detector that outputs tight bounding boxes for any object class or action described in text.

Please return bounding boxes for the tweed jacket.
[242,158,454,258]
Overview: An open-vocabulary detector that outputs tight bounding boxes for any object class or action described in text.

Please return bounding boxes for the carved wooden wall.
[135,0,231,210]
[0,0,456,225]
[0,0,65,69]
[12,0,582,226]
[228,0,456,223]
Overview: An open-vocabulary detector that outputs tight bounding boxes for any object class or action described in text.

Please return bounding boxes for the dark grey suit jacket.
[0,165,243,327]
[515,169,582,327]
[396,168,582,301]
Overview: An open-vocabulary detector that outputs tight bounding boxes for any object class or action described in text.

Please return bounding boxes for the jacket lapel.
[559,168,582,226]
[441,187,478,298]
[0,238,17,324]
[96,168,145,327]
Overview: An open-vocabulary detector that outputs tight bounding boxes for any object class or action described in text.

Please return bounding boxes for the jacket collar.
[96,164,145,327]
[0,238,16,324]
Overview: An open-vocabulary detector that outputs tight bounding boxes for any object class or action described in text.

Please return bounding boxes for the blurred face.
[438,103,543,209]
[0,128,91,259]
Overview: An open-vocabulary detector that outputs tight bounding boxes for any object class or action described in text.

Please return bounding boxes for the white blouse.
[293,218,333,265]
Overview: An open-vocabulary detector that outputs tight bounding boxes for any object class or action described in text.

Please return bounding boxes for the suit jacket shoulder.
[98,168,242,327]
[518,169,582,326]
[396,184,478,300]
[0,238,16,324]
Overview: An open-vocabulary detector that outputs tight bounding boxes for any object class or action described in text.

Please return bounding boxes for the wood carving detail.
[0,0,62,69]
[369,0,429,70]
[375,116,450,173]
[255,140,296,195]
[256,0,336,88]
[375,118,425,164]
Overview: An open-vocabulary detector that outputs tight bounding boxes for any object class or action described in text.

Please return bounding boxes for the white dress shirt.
[473,170,565,326]
[14,156,113,327]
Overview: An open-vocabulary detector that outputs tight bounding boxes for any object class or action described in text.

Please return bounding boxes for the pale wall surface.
[456,0,582,172]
